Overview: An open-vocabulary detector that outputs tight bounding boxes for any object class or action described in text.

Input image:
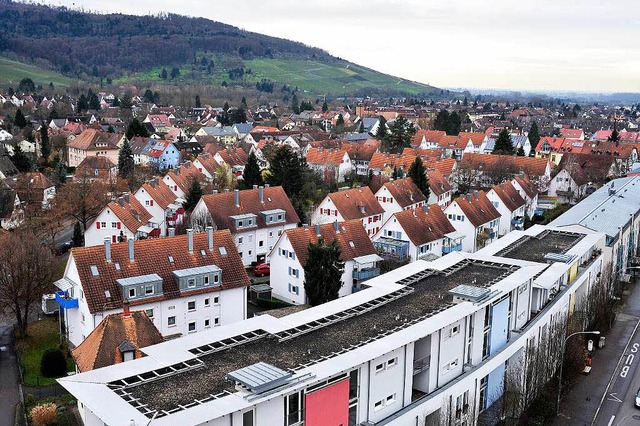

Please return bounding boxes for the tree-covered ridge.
[0,0,329,77]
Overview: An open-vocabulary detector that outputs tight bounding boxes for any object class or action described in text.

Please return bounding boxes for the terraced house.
[59,225,606,426]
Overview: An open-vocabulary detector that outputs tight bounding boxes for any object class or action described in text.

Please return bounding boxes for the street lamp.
[557,330,600,416]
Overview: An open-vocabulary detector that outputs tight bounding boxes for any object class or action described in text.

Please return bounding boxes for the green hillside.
[0,56,78,88]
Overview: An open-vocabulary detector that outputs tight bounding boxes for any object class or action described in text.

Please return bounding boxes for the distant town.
[1,77,639,426]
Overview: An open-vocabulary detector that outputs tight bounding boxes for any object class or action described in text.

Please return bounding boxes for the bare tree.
[451,163,481,194]
[0,229,56,337]
[56,173,110,230]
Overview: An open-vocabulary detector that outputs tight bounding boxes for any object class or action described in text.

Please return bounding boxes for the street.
[0,323,21,426]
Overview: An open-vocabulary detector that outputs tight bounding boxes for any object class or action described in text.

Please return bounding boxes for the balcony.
[443,243,462,254]
[413,355,431,375]
[353,267,381,282]
[55,291,78,309]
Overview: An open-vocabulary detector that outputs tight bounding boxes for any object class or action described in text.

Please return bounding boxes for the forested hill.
[0,1,440,96]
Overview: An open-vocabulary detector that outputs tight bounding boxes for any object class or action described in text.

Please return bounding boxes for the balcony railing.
[55,291,78,309]
[443,243,462,254]
[413,355,431,375]
[353,267,381,282]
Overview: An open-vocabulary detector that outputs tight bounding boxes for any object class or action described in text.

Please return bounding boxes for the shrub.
[40,348,66,378]
[30,403,57,426]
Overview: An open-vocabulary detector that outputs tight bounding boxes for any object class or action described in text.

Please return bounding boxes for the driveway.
[0,323,20,425]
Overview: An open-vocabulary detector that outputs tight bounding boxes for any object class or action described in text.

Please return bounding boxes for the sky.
[46,0,640,93]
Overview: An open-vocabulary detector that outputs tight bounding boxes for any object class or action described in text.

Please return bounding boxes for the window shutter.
[150,200,154,206]
[96,222,100,229]
[117,222,121,229]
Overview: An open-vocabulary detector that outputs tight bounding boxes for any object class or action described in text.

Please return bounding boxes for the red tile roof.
[428,169,452,196]
[67,128,122,151]
[138,179,177,210]
[460,153,551,178]
[106,194,153,233]
[70,230,250,314]
[454,190,501,227]
[490,181,526,212]
[511,175,538,199]
[199,186,300,232]
[285,219,376,265]
[381,177,426,208]
[72,311,163,372]
[164,162,208,194]
[306,148,348,167]
[369,152,420,173]
[393,204,456,246]
[342,140,381,162]
[216,147,248,167]
[327,187,385,220]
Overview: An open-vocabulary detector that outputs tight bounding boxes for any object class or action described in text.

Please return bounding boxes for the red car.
[254,263,270,276]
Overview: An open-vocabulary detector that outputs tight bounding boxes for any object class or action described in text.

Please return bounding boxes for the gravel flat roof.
[496,230,584,264]
[124,260,515,415]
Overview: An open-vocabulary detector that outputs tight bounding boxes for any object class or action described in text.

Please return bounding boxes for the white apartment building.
[374,177,427,216]
[486,181,526,236]
[311,186,385,237]
[270,220,381,304]
[59,225,606,426]
[444,191,501,253]
[55,229,250,347]
[192,186,300,266]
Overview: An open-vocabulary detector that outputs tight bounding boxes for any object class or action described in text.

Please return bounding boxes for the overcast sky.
[47,0,640,93]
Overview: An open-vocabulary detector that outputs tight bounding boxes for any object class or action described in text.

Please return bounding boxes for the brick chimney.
[123,299,131,318]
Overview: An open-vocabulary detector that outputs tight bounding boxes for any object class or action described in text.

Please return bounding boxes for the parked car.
[55,240,73,255]
[635,388,640,408]
[254,263,270,276]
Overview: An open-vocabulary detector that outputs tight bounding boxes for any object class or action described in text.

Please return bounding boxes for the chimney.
[168,227,175,237]
[123,299,131,318]
[128,238,134,263]
[224,188,230,193]
[315,223,321,236]
[334,220,340,233]
[359,205,366,214]
[265,183,270,188]
[150,178,156,188]
[303,224,309,230]
[118,197,124,207]
[234,189,240,207]
[253,185,258,190]
[187,228,194,253]
[185,160,191,168]
[124,193,130,204]
[207,226,214,250]
[212,189,218,194]
[473,190,479,199]
[176,167,181,175]
[259,186,264,203]
[104,238,112,263]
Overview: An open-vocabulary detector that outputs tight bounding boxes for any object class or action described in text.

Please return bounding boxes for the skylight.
[219,247,227,256]
[90,265,99,276]
[168,255,174,263]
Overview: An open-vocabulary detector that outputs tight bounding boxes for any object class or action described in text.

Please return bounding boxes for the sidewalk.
[549,282,640,426]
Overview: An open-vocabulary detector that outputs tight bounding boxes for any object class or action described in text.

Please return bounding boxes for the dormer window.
[129,288,136,298]
[188,278,196,288]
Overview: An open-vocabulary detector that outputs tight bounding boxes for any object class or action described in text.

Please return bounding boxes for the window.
[145,285,154,295]
[214,274,219,284]
[238,236,243,244]
[242,410,254,426]
[188,278,196,288]
[450,325,460,337]
[81,313,85,323]
[145,309,154,318]
[188,322,196,333]
[204,275,210,285]
[111,222,118,229]
[145,200,150,206]
[128,288,136,298]
[188,301,196,311]
[386,394,396,404]
[374,400,384,411]
[238,220,243,228]
[285,391,304,425]
[204,298,210,307]
[214,317,220,326]
[386,357,397,368]
[100,221,107,228]
[213,296,219,304]
[168,316,176,326]
[204,318,210,328]
[375,363,385,373]
[259,240,264,247]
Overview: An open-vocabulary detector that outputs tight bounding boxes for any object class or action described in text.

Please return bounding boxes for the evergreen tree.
[336,114,344,128]
[357,120,365,133]
[72,221,84,247]
[408,157,430,199]
[89,92,101,110]
[223,101,229,112]
[14,108,27,128]
[447,112,461,135]
[229,108,247,124]
[53,160,67,185]
[608,129,621,143]
[384,116,416,153]
[322,100,328,113]
[241,96,247,110]
[493,128,515,155]
[17,78,36,94]
[376,116,388,140]
[303,238,345,306]
[170,67,180,79]
[10,144,31,172]
[516,146,525,156]
[291,94,300,114]
[528,122,540,149]
[76,94,89,112]
[143,89,155,103]
[183,178,203,212]
[120,93,133,109]
[433,109,450,133]
[267,146,307,220]
[160,68,168,79]
[40,125,51,162]
[242,152,264,189]
[195,94,201,108]
[125,118,150,140]
[117,140,135,180]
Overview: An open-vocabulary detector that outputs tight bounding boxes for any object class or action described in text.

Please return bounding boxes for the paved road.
[0,324,20,425]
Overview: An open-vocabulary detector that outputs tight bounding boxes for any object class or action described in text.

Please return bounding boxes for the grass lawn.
[0,56,78,87]
[15,317,74,387]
